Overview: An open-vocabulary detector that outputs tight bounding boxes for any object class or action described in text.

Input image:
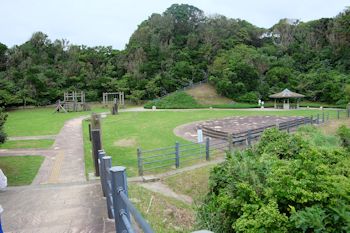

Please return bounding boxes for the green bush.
[144,91,202,109]
[197,128,350,232]
[337,125,350,150]
[0,107,8,143]
[237,92,259,104]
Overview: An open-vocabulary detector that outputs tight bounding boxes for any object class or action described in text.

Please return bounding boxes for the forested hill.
[0,4,349,107]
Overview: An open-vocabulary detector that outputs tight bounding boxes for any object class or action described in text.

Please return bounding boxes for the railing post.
[91,113,102,176]
[110,166,130,233]
[137,148,143,176]
[287,121,290,133]
[317,114,320,124]
[88,123,91,141]
[247,130,252,146]
[205,137,210,161]
[175,142,180,168]
[98,150,107,197]
[103,156,114,219]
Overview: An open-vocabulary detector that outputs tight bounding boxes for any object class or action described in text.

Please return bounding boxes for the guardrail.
[136,111,349,175]
[137,138,228,176]
[98,150,154,233]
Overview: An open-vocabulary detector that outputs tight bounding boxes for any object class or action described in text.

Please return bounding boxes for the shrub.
[197,129,350,232]
[144,91,202,109]
[337,125,350,150]
[237,92,259,104]
[0,107,8,143]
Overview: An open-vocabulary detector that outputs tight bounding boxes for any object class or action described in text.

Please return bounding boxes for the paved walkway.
[0,116,114,232]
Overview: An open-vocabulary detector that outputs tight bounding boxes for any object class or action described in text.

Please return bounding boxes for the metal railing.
[98,150,154,233]
[136,111,350,175]
[137,138,226,176]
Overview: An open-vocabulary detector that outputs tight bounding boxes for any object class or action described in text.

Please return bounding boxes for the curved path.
[0,116,115,232]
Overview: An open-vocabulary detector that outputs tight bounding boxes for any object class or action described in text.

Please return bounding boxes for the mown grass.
[0,139,54,149]
[5,106,106,136]
[128,184,195,233]
[0,156,44,186]
[83,109,338,177]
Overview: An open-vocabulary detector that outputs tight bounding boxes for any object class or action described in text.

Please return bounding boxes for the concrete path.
[0,116,115,232]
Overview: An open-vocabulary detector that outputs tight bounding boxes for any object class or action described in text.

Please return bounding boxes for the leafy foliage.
[337,125,350,150]
[197,128,350,232]
[0,5,349,107]
[0,107,7,143]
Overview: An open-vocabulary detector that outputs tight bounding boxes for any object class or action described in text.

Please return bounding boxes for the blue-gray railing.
[98,150,154,233]
[137,138,228,176]
[136,112,346,175]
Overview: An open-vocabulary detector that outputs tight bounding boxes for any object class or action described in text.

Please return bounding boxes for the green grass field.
[83,109,338,177]
[0,139,54,149]
[5,107,106,137]
[0,156,44,186]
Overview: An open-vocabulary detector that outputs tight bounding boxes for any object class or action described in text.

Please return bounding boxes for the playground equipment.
[55,91,90,113]
[102,92,124,106]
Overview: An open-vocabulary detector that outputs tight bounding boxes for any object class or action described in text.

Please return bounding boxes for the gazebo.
[269,89,305,109]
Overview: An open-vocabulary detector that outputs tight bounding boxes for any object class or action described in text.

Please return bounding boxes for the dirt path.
[140,182,193,204]
[0,116,115,232]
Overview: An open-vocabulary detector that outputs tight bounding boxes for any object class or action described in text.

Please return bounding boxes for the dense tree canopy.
[0,4,349,107]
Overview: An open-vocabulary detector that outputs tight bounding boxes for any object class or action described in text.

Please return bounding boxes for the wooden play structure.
[55,91,90,113]
[102,92,124,106]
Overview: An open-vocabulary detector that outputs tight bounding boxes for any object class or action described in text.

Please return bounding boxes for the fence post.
[317,114,320,124]
[91,113,102,176]
[110,166,131,233]
[310,115,313,125]
[247,130,252,146]
[303,117,307,125]
[175,142,180,168]
[205,137,210,161]
[337,110,340,119]
[98,150,107,197]
[103,156,114,219]
[137,148,143,176]
[287,121,290,133]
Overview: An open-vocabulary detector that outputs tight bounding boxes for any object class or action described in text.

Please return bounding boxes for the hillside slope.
[185,83,232,105]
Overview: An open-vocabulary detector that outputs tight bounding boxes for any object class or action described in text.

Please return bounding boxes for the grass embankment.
[0,156,44,186]
[0,139,54,149]
[128,185,195,232]
[83,109,337,177]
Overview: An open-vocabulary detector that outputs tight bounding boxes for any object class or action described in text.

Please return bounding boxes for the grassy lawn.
[0,139,54,149]
[129,184,194,233]
[163,165,215,203]
[5,106,106,137]
[0,156,44,186]
[83,109,338,177]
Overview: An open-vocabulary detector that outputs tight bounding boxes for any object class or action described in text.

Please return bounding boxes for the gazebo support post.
[274,99,277,109]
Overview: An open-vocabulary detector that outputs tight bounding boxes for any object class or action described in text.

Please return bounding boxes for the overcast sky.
[1,0,348,50]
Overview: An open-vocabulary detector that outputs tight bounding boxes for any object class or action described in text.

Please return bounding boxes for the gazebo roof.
[269,89,305,99]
